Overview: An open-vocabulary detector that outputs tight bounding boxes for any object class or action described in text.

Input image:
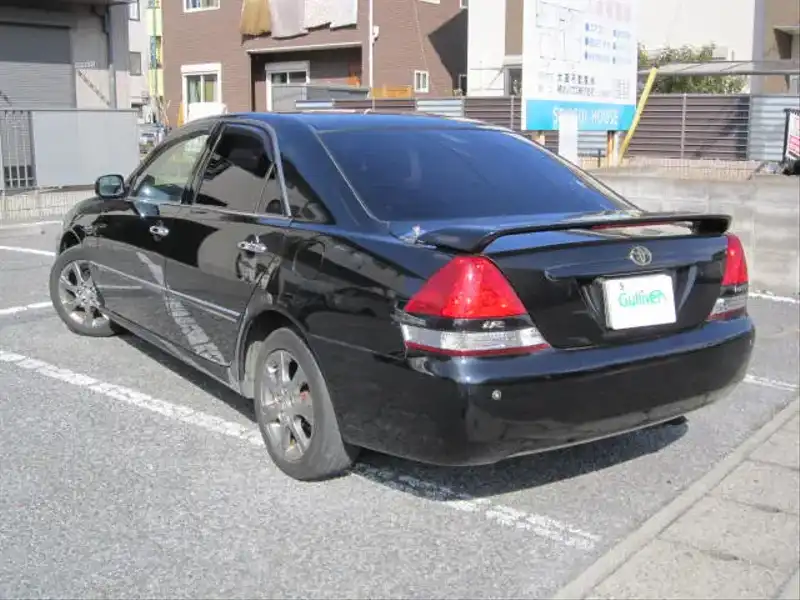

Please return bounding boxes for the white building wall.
[127,0,150,116]
[466,0,507,96]
[637,0,756,60]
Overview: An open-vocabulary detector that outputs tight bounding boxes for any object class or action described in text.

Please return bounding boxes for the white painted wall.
[128,0,150,116]
[466,0,507,96]
[637,0,756,60]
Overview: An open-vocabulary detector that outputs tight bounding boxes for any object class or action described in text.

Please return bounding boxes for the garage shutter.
[0,23,75,108]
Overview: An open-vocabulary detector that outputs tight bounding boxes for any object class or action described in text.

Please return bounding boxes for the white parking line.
[0,348,796,550]
[749,291,800,305]
[0,245,56,257]
[744,375,799,393]
[0,220,61,231]
[0,301,52,317]
[0,347,600,551]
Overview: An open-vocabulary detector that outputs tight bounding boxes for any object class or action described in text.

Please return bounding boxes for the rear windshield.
[320,127,634,222]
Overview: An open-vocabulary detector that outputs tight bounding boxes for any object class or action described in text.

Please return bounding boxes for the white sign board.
[522,0,638,131]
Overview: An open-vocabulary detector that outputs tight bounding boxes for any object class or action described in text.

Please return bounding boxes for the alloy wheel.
[261,349,314,462]
[57,260,110,329]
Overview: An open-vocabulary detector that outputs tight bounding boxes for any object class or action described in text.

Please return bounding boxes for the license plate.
[602,273,677,330]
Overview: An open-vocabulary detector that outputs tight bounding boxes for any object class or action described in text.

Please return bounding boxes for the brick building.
[162,0,468,125]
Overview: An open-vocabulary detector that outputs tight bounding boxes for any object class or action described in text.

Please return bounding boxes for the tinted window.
[259,168,285,217]
[320,128,635,221]
[130,133,209,204]
[282,156,332,223]
[195,126,273,213]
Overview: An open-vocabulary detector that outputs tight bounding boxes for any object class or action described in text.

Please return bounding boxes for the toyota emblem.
[629,246,653,267]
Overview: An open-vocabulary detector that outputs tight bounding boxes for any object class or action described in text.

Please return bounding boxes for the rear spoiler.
[416,212,732,253]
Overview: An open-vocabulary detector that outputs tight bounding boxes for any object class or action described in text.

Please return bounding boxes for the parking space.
[1,222,798,599]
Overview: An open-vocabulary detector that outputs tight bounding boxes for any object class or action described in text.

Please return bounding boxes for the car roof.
[222,111,494,133]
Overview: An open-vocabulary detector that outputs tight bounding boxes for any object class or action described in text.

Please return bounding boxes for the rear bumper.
[314,317,755,467]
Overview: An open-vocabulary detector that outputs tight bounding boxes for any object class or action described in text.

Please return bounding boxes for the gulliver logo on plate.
[603,273,677,330]
[617,289,667,308]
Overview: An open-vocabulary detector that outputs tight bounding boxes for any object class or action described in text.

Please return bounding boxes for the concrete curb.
[553,396,800,600]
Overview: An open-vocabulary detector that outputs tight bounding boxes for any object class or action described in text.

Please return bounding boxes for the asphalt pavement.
[1,221,798,599]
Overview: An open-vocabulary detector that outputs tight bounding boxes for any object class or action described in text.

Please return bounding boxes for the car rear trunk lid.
[393,212,731,349]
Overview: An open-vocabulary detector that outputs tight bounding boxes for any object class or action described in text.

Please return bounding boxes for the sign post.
[522,0,638,149]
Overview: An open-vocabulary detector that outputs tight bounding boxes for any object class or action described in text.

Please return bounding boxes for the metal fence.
[626,94,751,160]
[306,93,798,163]
[271,84,369,112]
[0,109,140,192]
[0,111,35,190]
[749,95,800,162]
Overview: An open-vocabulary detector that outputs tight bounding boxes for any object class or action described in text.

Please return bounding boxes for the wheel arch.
[57,226,89,254]
[236,306,310,400]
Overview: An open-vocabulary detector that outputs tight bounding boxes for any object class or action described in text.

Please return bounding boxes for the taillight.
[721,233,748,286]
[400,256,550,356]
[709,233,749,321]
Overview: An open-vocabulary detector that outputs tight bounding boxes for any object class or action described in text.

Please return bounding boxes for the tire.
[253,327,359,481]
[49,245,121,338]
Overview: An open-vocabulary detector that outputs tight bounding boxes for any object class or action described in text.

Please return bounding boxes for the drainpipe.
[90,4,117,108]
[105,5,118,109]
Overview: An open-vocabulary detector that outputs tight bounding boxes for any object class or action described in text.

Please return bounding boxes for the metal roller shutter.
[0,23,75,108]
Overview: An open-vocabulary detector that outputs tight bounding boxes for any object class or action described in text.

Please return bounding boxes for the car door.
[160,121,289,367]
[91,123,216,334]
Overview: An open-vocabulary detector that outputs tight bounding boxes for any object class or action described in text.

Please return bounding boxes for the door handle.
[238,240,267,254]
[149,224,169,237]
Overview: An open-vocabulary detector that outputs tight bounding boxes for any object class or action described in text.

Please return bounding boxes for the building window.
[460,0,468,7]
[269,70,309,84]
[186,73,218,103]
[130,52,143,76]
[266,61,310,85]
[148,0,161,7]
[413,70,430,94]
[184,0,220,12]
[129,0,140,20]
[182,64,222,107]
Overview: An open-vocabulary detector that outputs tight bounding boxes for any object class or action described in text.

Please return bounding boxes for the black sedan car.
[50,112,755,481]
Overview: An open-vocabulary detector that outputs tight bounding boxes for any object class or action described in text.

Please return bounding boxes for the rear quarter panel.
[277,226,456,443]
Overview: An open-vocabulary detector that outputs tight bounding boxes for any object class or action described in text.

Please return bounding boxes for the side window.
[281,156,333,223]
[194,126,273,213]
[259,167,285,217]
[130,133,209,204]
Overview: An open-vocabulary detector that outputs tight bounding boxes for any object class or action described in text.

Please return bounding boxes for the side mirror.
[95,174,127,199]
